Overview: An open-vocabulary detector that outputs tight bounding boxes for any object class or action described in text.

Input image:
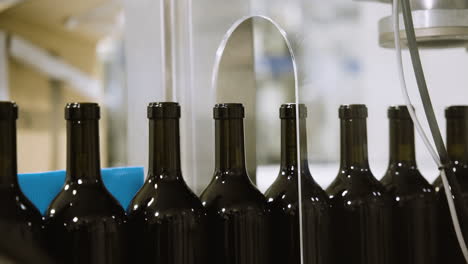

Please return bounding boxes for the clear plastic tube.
[210,15,304,264]
[392,0,468,261]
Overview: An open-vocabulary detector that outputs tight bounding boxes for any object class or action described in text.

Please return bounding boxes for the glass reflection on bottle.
[127,102,208,263]
[45,103,127,264]
[265,104,331,264]
[0,102,45,262]
[327,105,392,264]
[434,106,468,264]
[201,103,271,264]
[381,106,437,264]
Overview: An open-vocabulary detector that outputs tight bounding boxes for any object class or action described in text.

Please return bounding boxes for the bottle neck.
[148,118,181,179]
[389,119,416,166]
[215,118,246,173]
[281,118,309,172]
[340,118,370,169]
[66,120,101,183]
[447,118,468,164]
[0,119,18,185]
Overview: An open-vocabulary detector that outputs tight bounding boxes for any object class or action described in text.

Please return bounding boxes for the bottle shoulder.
[381,166,435,197]
[128,178,204,215]
[200,174,267,211]
[46,182,125,220]
[327,168,392,204]
[0,186,42,220]
[265,171,329,207]
[434,165,468,192]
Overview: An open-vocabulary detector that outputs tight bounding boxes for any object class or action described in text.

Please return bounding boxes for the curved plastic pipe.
[392,0,468,261]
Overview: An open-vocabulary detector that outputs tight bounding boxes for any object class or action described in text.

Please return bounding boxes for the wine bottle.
[0,102,45,262]
[435,106,468,264]
[200,103,270,264]
[381,105,437,264]
[45,103,127,264]
[265,103,331,264]
[327,104,392,264]
[127,102,208,263]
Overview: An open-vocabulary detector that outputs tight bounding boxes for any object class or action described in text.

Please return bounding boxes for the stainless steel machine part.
[361,0,468,48]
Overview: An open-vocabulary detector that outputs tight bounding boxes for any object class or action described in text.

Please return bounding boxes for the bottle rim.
[0,101,18,120]
[388,105,414,120]
[213,103,244,119]
[339,104,368,119]
[280,103,307,119]
[148,102,181,119]
[65,102,100,121]
[446,105,468,119]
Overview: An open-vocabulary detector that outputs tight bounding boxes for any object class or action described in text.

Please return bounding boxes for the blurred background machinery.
[0,0,467,193]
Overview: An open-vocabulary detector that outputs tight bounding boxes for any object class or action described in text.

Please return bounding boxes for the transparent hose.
[392,0,468,261]
[210,16,304,264]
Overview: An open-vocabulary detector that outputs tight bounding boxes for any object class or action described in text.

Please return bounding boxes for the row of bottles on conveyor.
[0,101,467,264]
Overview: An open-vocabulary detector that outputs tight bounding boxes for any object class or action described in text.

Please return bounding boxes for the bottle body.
[382,166,438,264]
[327,105,393,264]
[128,179,208,263]
[0,187,44,257]
[45,103,127,264]
[202,175,271,264]
[435,165,468,264]
[327,169,393,264]
[0,102,44,262]
[127,102,208,263]
[381,106,437,264]
[435,106,468,264]
[201,104,271,264]
[266,171,331,264]
[45,183,128,264]
[265,104,331,264]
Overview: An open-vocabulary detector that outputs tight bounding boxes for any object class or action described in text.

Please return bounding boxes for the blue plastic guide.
[18,167,145,215]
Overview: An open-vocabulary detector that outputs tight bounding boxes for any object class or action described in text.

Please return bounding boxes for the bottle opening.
[213,103,244,119]
[339,104,368,119]
[65,102,100,121]
[147,102,181,119]
[0,101,18,120]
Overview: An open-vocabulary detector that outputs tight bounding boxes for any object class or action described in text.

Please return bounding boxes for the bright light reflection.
[147,198,154,207]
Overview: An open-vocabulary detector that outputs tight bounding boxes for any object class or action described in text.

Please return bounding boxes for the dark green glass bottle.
[265,104,331,264]
[0,102,46,262]
[127,102,208,263]
[381,105,437,264]
[45,103,127,264]
[327,104,392,264]
[200,103,270,264]
[435,106,468,264]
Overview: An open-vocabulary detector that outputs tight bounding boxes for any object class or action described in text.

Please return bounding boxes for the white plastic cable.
[392,2,440,167]
[392,0,468,261]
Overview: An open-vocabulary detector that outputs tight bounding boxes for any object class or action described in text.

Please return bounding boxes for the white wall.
[123,0,254,193]
[123,0,468,191]
[257,2,468,190]
[122,0,165,171]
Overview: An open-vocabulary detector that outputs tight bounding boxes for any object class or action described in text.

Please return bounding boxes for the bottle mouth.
[446,106,468,119]
[280,103,307,119]
[213,103,244,119]
[388,105,414,120]
[65,102,100,121]
[0,101,18,120]
[147,102,180,119]
[339,104,368,119]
